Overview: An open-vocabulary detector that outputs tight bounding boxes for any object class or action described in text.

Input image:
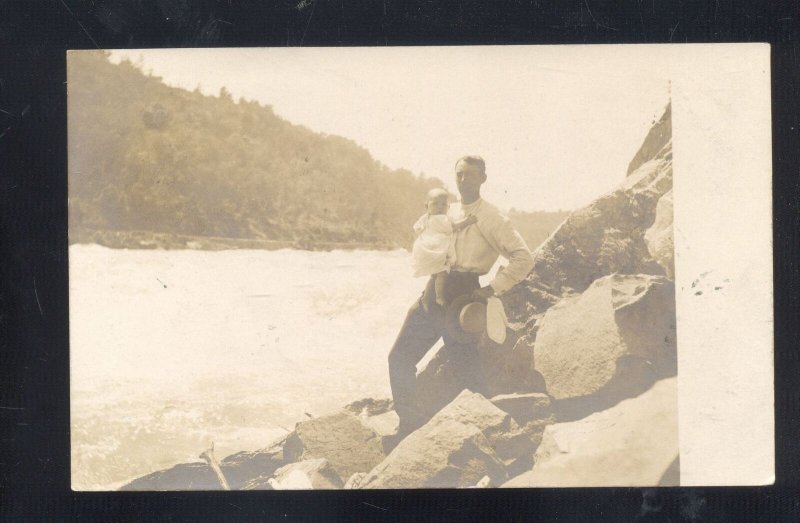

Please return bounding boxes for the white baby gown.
[411,214,455,277]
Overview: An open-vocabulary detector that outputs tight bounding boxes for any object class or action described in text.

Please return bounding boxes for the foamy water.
[70,245,501,490]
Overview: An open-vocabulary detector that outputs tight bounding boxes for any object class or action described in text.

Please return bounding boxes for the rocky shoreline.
[120,102,676,490]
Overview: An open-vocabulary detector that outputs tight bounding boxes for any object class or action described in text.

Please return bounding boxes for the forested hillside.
[68,51,567,250]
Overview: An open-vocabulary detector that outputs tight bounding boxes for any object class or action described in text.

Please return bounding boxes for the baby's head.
[425,188,450,215]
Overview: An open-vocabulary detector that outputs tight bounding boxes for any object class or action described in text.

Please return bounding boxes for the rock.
[357,409,399,438]
[627,103,672,176]
[531,274,676,405]
[283,409,386,484]
[417,390,538,464]
[473,475,492,488]
[271,458,343,489]
[344,398,399,437]
[502,140,672,325]
[490,392,552,424]
[344,472,367,489]
[120,435,290,491]
[361,418,505,489]
[503,377,678,487]
[644,189,674,279]
[415,328,546,423]
[119,462,221,491]
[218,435,288,489]
[360,390,544,488]
[240,476,274,490]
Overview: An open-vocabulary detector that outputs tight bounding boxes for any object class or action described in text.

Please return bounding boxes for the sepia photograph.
[67,45,767,491]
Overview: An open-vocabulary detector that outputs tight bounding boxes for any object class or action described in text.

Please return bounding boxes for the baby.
[411,188,477,306]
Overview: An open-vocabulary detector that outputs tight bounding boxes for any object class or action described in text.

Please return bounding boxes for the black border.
[1,1,798,521]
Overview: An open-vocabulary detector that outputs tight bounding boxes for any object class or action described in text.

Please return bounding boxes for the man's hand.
[470,285,495,303]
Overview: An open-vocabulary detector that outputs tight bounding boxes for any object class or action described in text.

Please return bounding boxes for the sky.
[110,46,671,212]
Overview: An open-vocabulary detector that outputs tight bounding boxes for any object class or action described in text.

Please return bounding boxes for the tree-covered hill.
[68,51,568,251]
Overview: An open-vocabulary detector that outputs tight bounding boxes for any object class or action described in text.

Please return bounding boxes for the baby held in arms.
[411,188,477,306]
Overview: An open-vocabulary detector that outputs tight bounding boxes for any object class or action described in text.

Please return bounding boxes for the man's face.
[455,160,485,198]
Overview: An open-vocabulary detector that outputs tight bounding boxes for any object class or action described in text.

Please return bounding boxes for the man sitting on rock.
[385,155,534,450]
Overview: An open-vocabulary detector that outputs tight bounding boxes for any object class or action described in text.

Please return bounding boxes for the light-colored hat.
[445,293,486,344]
[486,296,508,344]
[444,293,509,345]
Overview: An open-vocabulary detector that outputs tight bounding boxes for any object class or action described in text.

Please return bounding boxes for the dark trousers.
[388,271,481,432]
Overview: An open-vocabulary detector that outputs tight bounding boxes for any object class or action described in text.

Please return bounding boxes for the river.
[69,245,500,490]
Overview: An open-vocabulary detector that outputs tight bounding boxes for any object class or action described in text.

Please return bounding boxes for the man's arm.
[486,217,534,296]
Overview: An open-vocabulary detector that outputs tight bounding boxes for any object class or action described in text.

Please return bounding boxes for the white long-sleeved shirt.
[450,198,534,295]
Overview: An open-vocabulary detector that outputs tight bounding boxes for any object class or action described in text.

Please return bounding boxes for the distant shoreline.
[69,228,402,252]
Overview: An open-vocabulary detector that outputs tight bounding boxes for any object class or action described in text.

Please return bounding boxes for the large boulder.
[627,103,672,176]
[412,389,539,464]
[360,390,543,489]
[644,189,674,279]
[365,418,506,488]
[531,274,676,406]
[502,139,673,325]
[503,377,678,487]
[120,435,289,491]
[282,402,391,484]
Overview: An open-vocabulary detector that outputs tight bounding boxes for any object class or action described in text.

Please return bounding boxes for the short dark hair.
[456,155,486,175]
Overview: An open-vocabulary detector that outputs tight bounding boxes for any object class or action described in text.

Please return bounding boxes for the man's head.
[425,187,450,215]
[455,156,486,203]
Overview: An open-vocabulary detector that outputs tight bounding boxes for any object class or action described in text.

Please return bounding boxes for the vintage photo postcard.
[67,44,772,490]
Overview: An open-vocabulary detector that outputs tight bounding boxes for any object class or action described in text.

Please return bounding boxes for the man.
[385,155,534,449]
